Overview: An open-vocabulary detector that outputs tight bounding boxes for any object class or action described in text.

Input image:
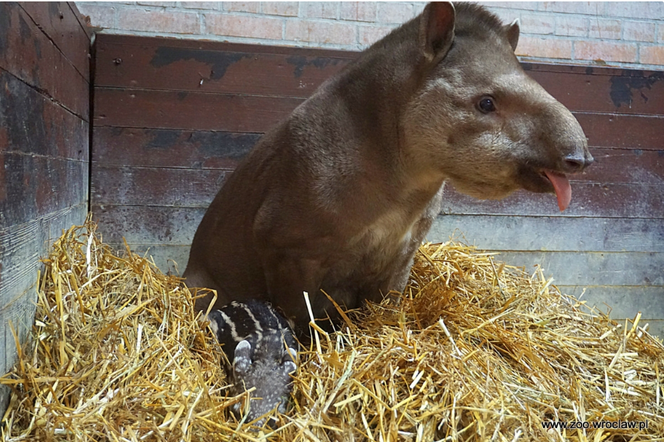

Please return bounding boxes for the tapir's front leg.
[261,250,329,335]
[377,184,445,299]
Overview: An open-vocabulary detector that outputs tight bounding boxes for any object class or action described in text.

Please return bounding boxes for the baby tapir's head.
[402,2,592,211]
[206,301,297,428]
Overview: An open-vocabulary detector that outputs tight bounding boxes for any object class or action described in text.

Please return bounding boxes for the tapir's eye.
[477,96,496,113]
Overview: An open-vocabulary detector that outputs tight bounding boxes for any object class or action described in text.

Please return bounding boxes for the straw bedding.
[1,220,663,441]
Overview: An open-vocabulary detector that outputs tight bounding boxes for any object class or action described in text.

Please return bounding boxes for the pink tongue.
[544,171,572,212]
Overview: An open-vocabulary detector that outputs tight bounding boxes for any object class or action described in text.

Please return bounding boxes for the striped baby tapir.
[206,300,297,426]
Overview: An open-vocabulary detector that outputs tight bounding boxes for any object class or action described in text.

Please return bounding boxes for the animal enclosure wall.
[90,35,664,335]
[0,2,91,412]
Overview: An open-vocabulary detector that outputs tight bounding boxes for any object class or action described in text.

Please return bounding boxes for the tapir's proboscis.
[185,2,593,424]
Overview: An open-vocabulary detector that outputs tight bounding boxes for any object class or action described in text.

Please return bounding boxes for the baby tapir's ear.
[505,18,520,52]
[206,310,225,340]
[420,2,456,62]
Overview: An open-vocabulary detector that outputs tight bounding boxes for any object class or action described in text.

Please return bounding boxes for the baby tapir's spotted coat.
[207,301,297,426]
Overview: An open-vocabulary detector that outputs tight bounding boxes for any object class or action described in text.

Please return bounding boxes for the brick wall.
[76,1,664,70]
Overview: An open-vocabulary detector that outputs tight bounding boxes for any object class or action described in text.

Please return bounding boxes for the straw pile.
[2,220,663,442]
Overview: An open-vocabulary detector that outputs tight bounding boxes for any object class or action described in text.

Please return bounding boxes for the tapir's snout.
[563,150,594,173]
[513,95,594,212]
[545,98,593,175]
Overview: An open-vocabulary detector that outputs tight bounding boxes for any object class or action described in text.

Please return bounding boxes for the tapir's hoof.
[232,338,298,427]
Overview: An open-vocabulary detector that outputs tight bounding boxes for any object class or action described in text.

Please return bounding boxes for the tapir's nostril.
[564,153,593,172]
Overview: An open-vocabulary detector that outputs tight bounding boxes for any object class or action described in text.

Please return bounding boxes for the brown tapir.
[185,1,592,422]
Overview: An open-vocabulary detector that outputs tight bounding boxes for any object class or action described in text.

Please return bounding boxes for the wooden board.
[0,2,90,414]
[428,215,664,253]
[94,88,304,132]
[440,182,664,218]
[89,35,664,338]
[94,37,354,98]
[91,127,260,169]
[0,2,89,119]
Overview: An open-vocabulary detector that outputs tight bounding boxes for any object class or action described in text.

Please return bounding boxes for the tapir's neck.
[314,23,442,195]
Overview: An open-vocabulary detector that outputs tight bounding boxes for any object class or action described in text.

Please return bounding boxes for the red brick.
[412,3,426,16]
[223,2,260,13]
[136,1,177,7]
[76,4,117,29]
[340,2,377,22]
[301,2,338,19]
[487,8,520,27]
[622,21,656,43]
[181,2,220,10]
[515,36,572,60]
[480,2,541,11]
[377,3,415,24]
[606,2,662,20]
[117,8,199,34]
[261,2,298,17]
[640,46,664,66]
[205,14,283,40]
[555,16,588,37]
[519,12,554,35]
[285,20,356,46]
[541,2,604,15]
[574,41,638,63]
[589,19,621,40]
[359,24,396,46]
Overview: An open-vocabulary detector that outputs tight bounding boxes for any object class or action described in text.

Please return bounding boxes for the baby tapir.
[206,301,297,426]
[187,1,593,421]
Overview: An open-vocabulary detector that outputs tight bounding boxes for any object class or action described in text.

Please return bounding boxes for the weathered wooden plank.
[0,152,88,227]
[495,251,663,287]
[19,2,90,79]
[441,181,664,218]
[96,34,356,58]
[582,147,664,186]
[90,127,663,187]
[577,112,664,151]
[428,215,664,253]
[0,3,89,118]
[525,68,664,116]
[0,69,89,160]
[103,242,192,276]
[92,205,205,246]
[68,2,92,40]
[558,285,664,321]
[94,209,664,259]
[91,127,260,169]
[0,203,87,383]
[94,36,664,117]
[92,92,663,152]
[91,165,663,217]
[94,88,303,132]
[95,209,664,253]
[91,166,225,207]
[94,39,353,99]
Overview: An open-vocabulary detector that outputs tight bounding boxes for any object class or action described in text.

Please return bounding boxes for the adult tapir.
[184,1,592,423]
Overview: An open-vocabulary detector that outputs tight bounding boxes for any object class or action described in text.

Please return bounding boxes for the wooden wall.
[91,35,664,335]
[0,2,90,411]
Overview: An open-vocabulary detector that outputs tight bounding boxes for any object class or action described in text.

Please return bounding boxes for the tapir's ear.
[420,2,456,62]
[505,18,520,52]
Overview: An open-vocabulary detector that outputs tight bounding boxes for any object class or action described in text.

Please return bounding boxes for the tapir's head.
[403,2,593,211]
